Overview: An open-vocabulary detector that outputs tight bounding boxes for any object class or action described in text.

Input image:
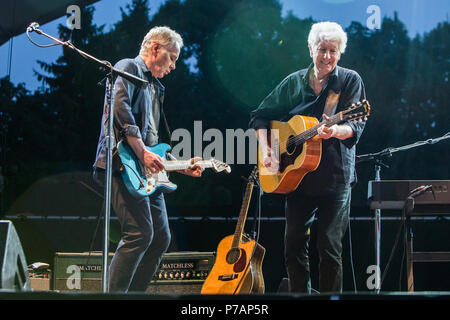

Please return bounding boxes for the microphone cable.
[26,23,60,48]
[347,214,358,292]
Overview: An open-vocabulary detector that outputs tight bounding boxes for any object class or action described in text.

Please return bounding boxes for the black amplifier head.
[152,251,216,283]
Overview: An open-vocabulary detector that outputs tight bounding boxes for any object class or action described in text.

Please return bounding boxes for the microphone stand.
[356,131,450,293]
[356,149,390,293]
[26,23,149,293]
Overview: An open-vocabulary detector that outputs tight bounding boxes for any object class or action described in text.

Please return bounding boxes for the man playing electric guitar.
[93,26,203,293]
[249,22,367,294]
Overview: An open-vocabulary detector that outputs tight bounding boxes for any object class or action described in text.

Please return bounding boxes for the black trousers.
[93,168,171,293]
[284,185,351,293]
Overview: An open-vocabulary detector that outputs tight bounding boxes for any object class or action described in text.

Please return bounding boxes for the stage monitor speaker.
[0,220,31,291]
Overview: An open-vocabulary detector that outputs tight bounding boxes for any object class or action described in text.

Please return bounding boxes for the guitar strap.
[159,101,177,179]
[323,90,340,117]
[323,66,345,117]
[154,83,172,151]
[160,105,173,149]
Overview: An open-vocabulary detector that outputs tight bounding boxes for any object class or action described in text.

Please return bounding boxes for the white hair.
[139,26,184,55]
[307,21,347,53]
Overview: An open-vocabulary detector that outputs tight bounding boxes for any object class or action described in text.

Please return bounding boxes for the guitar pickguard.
[117,141,178,198]
[279,143,304,173]
[144,171,177,194]
[232,249,247,273]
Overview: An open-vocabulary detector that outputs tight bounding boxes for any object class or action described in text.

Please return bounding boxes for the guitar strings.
[285,108,365,148]
[286,117,336,148]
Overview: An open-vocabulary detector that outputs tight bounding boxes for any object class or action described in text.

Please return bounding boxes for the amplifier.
[30,277,51,291]
[52,251,215,293]
[146,251,215,294]
[52,251,113,292]
[29,263,51,291]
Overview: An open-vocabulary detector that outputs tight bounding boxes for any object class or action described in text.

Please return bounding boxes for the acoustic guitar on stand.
[201,167,265,294]
[258,100,370,194]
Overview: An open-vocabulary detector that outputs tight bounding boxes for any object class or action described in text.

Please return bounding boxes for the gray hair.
[139,26,184,55]
[307,22,347,53]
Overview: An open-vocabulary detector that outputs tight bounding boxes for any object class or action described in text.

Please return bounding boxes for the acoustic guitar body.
[258,115,322,194]
[201,234,265,294]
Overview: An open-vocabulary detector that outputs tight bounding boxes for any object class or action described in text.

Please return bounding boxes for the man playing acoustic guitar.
[249,22,367,293]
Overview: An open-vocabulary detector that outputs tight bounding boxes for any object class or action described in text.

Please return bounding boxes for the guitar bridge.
[218,274,239,281]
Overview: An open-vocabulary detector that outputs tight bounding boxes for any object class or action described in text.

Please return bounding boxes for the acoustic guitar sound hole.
[280,139,303,173]
[286,135,298,155]
[226,248,241,264]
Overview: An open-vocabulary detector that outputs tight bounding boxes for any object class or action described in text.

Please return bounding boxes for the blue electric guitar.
[117,141,231,198]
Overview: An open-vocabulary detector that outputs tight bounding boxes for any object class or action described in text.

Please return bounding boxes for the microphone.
[27,22,40,33]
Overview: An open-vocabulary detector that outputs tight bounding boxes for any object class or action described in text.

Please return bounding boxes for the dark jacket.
[94,56,165,169]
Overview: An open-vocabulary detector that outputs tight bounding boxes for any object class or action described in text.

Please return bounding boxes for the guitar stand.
[250,168,263,242]
[237,168,264,244]
[357,132,450,292]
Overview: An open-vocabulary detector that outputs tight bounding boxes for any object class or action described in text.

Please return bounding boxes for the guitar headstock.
[342,99,371,123]
[210,159,231,174]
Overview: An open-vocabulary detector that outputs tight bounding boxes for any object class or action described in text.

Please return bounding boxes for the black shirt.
[249,64,367,195]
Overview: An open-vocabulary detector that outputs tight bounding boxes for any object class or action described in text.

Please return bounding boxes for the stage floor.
[1,289,449,300]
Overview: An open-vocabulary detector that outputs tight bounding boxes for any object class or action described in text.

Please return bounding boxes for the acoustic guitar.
[258,100,370,194]
[117,141,231,198]
[201,167,265,294]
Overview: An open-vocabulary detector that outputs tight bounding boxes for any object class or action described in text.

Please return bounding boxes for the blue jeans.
[284,186,351,293]
[93,168,171,292]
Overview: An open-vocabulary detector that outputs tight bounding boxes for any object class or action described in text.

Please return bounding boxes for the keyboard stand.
[405,198,450,292]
